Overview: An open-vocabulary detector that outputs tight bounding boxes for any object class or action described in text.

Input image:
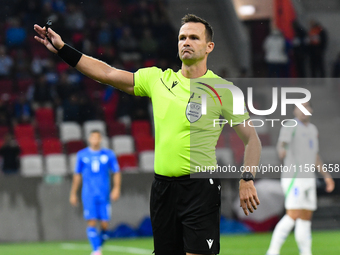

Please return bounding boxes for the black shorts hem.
[184,248,219,254]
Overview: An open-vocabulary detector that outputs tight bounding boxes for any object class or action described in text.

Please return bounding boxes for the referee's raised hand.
[33,24,64,53]
[239,179,260,216]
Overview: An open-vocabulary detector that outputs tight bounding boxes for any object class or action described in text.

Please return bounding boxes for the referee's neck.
[181,62,208,79]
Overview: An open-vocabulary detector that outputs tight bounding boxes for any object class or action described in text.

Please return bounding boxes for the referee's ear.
[206,41,214,54]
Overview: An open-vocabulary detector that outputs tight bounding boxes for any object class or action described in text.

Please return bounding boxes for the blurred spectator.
[140,29,159,59]
[97,21,113,46]
[55,72,77,104]
[308,20,327,77]
[0,134,21,175]
[0,45,14,78]
[131,97,150,120]
[118,27,141,62]
[0,95,11,126]
[64,3,85,31]
[13,94,34,125]
[332,53,340,78]
[263,28,289,77]
[292,21,308,77]
[44,58,59,84]
[28,75,54,109]
[62,94,80,122]
[5,18,27,48]
[78,94,97,123]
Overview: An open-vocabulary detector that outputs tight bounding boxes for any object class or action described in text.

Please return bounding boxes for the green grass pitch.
[1,231,339,255]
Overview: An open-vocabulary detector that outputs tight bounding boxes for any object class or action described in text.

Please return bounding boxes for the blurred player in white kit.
[266,102,335,255]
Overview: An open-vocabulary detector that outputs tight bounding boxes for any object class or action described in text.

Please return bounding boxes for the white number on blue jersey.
[91,159,100,173]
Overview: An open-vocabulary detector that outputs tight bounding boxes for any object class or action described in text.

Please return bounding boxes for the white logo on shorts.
[206,239,214,249]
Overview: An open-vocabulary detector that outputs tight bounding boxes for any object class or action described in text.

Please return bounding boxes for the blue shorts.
[82,196,111,221]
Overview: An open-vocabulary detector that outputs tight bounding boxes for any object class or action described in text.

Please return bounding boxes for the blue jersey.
[75,147,119,201]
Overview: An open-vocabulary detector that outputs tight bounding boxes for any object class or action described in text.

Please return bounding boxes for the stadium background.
[1,0,340,254]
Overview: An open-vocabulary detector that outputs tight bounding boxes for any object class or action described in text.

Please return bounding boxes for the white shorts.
[281,178,317,211]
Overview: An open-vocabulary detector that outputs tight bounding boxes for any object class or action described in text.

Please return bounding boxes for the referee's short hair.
[181,14,213,42]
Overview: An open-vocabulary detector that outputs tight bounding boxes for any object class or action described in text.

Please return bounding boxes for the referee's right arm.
[33,24,135,95]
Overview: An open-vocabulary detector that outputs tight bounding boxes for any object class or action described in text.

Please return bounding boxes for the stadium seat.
[17,78,33,93]
[139,151,155,172]
[42,138,63,155]
[37,125,58,139]
[258,133,272,147]
[216,148,234,166]
[131,120,152,138]
[0,79,13,94]
[118,154,138,171]
[18,139,39,155]
[101,136,110,148]
[228,132,245,165]
[65,140,86,154]
[14,124,35,140]
[20,155,44,177]
[35,108,55,126]
[83,120,107,138]
[68,153,78,174]
[45,154,68,176]
[107,121,126,137]
[111,135,134,155]
[59,122,82,142]
[0,126,9,139]
[135,136,155,153]
[260,146,281,166]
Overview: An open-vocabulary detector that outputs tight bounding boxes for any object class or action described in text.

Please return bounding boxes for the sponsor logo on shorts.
[206,239,214,249]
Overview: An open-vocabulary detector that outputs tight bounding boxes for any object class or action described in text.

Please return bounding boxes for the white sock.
[267,215,295,254]
[295,219,312,255]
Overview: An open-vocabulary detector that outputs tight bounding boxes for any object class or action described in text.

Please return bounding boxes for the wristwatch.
[240,171,254,182]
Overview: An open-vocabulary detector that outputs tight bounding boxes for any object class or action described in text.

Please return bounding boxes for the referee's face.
[88,132,102,149]
[178,22,214,64]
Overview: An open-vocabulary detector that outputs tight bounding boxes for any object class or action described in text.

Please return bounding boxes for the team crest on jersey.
[186,102,202,123]
[100,155,108,164]
[82,157,89,163]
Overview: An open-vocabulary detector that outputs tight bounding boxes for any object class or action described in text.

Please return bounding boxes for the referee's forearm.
[243,136,262,177]
[76,55,114,85]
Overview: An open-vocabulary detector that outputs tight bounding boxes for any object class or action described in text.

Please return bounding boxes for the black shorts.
[150,174,221,255]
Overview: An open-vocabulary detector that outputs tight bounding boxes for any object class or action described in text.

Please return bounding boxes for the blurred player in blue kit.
[69,130,121,255]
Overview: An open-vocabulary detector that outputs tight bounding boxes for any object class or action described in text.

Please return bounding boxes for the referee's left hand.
[239,180,260,216]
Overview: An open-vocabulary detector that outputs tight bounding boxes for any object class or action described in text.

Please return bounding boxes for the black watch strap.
[240,171,254,182]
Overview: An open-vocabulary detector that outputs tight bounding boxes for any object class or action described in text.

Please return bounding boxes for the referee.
[34,14,261,255]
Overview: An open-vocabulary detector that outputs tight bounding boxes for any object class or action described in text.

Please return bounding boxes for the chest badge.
[186,102,202,123]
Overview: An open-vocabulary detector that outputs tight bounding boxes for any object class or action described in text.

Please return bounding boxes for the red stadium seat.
[107,121,127,137]
[135,136,154,153]
[258,133,272,147]
[65,140,86,154]
[17,78,33,93]
[228,132,245,165]
[118,154,138,170]
[131,120,151,138]
[0,79,13,94]
[37,125,58,139]
[18,139,39,155]
[35,108,55,126]
[42,138,62,155]
[14,124,35,140]
[0,126,10,139]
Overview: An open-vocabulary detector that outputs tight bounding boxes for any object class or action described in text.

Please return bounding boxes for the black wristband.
[57,43,83,67]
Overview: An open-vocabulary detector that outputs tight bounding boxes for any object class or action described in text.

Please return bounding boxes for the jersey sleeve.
[134,67,163,98]
[74,152,83,174]
[220,85,250,126]
[109,151,120,173]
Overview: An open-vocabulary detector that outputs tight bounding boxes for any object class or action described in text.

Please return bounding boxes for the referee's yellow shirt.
[134,67,249,177]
